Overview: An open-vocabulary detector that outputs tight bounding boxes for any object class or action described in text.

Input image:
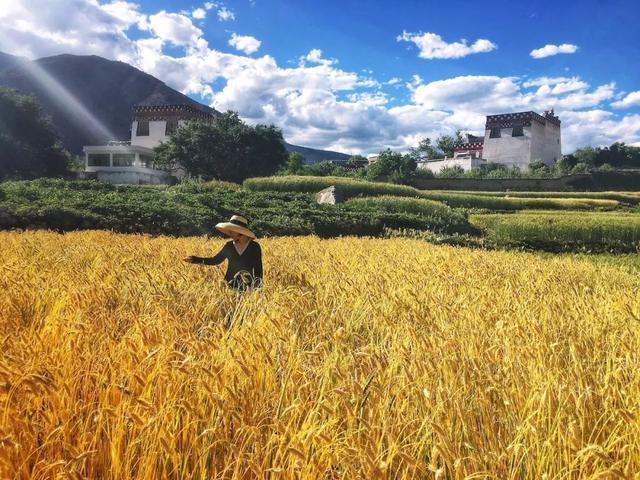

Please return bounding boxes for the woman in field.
[183,214,263,291]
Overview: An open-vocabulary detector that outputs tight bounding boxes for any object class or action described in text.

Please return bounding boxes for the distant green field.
[471,211,640,252]
[245,176,621,211]
[415,192,619,211]
[346,195,452,216]
[443,190,640,205]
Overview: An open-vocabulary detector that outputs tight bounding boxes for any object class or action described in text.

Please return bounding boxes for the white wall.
[530,121,561,167]
[529,122,545,166]
[131,120,168,148]
[482,126,531,169]
[95,170,174,185]
[417,157,485,173]
[544,122,562,166]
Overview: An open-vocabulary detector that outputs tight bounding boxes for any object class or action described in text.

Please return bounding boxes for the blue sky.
[1,0,639,154]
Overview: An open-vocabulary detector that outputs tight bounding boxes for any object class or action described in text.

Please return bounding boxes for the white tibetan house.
[83,103,218,184]
[416,110,561,173]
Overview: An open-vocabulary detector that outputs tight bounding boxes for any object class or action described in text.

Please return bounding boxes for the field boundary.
[409,171,640,191]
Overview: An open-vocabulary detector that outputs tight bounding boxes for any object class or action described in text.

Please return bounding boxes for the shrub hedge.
[345,196,472,235]
[0,179,476,237]
[244,176,422,199]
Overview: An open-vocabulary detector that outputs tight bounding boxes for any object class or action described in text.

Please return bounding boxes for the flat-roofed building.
[83,103,220,184]
[416,111,561,173]
[482,110,561,169]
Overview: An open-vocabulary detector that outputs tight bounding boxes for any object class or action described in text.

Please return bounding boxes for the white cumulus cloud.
[300,49,337,66]
[612,91,640,109]
[217,6,235,21]
[397,31,497,59]
[202,2,234,21]
[191,8,206,19]
[148,11,203,47]
[0,0,141,59]
[228,33,261,54]
[530,43,578,59]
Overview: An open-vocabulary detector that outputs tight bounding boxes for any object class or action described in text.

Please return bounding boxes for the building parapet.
[453,142,484,151]
[133,104,218,122]
[486,110,561,129]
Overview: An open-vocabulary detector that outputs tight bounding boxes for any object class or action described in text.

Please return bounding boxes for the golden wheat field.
[1,231,640,479]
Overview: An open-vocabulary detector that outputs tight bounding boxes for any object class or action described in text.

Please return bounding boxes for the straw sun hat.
[215,214,256,239]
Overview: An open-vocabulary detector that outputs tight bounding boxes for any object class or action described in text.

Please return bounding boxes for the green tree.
[346,155,368,168]
[435,130,464,158]
[553,155,577,175]
[596,163,614,172]
[410,131,464,160]
[0,87,70,179]
[305,161,345,176]
[528,160,549,177]
[281,152,304,174]
[409,137,440,160]
[573,146,598,168]
[598,142,640,168]
[570,163,591,174]
[154,111,287,183]
[366,149,416,183]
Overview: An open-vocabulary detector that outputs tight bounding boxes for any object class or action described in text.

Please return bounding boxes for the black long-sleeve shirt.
[191,240,263,290]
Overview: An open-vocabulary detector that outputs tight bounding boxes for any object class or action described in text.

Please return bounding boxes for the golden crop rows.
[1,230,639,479]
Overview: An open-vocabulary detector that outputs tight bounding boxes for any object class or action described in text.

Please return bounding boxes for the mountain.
[284,142,350,164]
[0,52,28,72]
[0,52,351,162]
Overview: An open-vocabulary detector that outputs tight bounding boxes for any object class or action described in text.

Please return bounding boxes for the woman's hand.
[183,256,196,263]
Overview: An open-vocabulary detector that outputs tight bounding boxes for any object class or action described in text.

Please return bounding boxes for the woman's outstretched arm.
[184,244,228,265]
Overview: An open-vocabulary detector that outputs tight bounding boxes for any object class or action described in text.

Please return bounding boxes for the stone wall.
[410,171,640,191]
[417,157,485,173]
[81,169,176,185]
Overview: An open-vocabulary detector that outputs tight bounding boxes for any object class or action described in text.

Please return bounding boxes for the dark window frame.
[112,153,135,167]
[139,155,154,169]
[512,125,524,137]
[165,119,178,136]
[489,127,501,138]
[87,153,111,167]
[136,120,149,136]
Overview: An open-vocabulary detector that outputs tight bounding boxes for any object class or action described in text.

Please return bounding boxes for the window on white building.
[512,125,524,137]
[139,155,154,168]
[489,127,501,138]
[136,120,149,136]
[112,153,135,166]
[165,119,178,136]
[87,153,110,166]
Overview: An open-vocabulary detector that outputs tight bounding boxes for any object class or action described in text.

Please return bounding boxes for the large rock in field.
[316,186,343,204]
